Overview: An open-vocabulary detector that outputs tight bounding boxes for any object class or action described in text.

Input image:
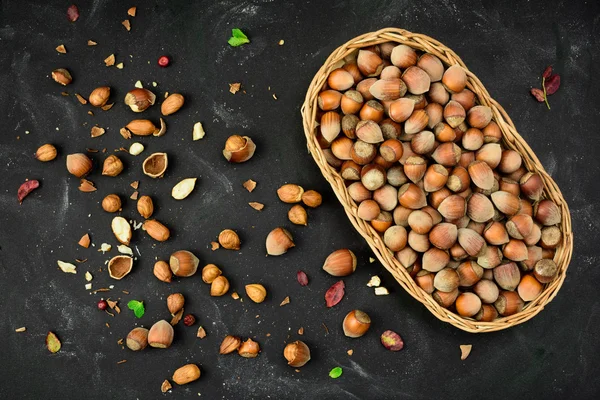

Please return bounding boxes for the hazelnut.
[172,364,201,385]
[169,250,200,277]
[153,260,172,283]
[167,293,185,314]
[302,190,323,208]
[137,195,154,219]
[51,68,72,85]
[201,264,222,284]
[148,320,174,348]
[322,249,357,277]
[161,93,185,116]
[89,86,111,107]
[245,284,267,303]
[288,205,308,226]
[66,153,93,178]
[238,338,260,358]
[342,309,371,338]
[126,327,149,351]
[223,135,256,163]
[265,227,295,256]
[219,335,241,354]
[210,275,230,296]
[35,144,57,162]
[142,219,170,242]
[124,88,156,112]
[277,184,304,203]
[102,194,121,213]
[218,229,241,250]
[102,155,124,177]
[283,340,311,367]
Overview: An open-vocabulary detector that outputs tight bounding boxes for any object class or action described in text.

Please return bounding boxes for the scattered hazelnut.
[142,219,170,242]
[148,320,174,348]
[219,335,241,354]
[245,284,267,303]
[126,327,149,351]
[283,341,311,367]
[211,275,230,296]
[342,309,371,338]
[322,249,357,277]
[223,135,256,163]
[218,229,241,250]
[167,293,185,314]
[201,264,222,284]
[238,338,260,358]
[172,364,201,385]
[124,88,156,112]
[102,155,124,176]
[51,68,72,85]
[66,153,92,178]
[302,190,323,208]
[288,205,308,226]
[35,144,57,162]
[89,86,111,107]
[266,227,295,256]
[153,260,172,283]
[102,194,121,213]
[169,250,199,277]
[137,195,154,219]
[277,184,304,203]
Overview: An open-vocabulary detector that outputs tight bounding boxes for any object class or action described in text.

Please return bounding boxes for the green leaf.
[228,28,250,47]
[329,366,343,379]
[127,300,145,318]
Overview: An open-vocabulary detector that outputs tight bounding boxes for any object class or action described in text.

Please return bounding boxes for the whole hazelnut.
[167,293,185,314]
[245,284,267,303]
[201,264,222,284]
[210,275,230,296]
[137,195,154,219]
[302,190,323,208]
[218,229,241,250]
[35,144,58,162]
[169,250,199,277]
[66,153,93,178]
[148,320,174,348]
[342,309,371,338]
[124,88,156,112]
[153,261,172,283]
[102,194,121,213]
[126,327,149,351]
[102,155,124,177]
[89,86,111,107]
[265,227,295,256]
[283,340,311,367]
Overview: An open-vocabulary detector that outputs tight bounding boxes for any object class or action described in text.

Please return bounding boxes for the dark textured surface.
[1,0,599,399]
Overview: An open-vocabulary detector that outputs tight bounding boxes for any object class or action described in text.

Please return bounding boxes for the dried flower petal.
[545,74,561,95]
[66,5,79,22]
[460,344,472,360]
[46,331,61,353]
[325,280,345,307]
[542,66,553,79]
[18,180,39,204]
[297,270,309,286]
[530,88,545,102]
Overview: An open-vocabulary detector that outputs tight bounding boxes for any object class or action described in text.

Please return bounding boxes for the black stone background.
[1,0,599,399]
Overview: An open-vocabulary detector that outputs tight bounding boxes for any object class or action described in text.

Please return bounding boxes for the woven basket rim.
[301,27,573,333]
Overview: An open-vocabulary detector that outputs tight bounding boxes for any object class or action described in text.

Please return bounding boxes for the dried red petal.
[297,271,309,286]
[542,66,553,79]
[325,280,345,307]
[545,74,561,95]
[530,88,545,102]
[18,180,40,204]
[67,5,79,22]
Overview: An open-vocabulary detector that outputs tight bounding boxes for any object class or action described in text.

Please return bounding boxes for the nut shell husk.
[142,152,168,178]
[124,88,156,112]
[266,227,295,256]
[108,255,133,280]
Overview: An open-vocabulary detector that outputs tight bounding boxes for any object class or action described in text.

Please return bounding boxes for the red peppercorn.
[97,300,108,311]
[183,314,196,326]
[157,56,170,67]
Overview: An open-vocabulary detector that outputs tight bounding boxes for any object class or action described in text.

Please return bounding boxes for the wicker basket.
[301,28,573,333]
